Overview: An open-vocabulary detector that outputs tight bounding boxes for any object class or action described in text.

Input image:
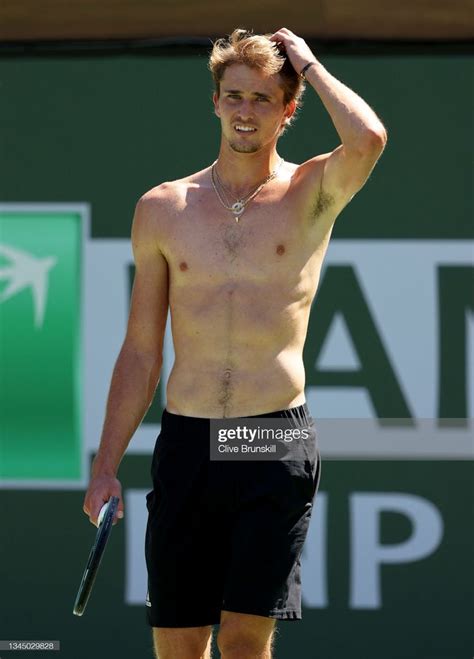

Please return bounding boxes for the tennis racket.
[73,496,119,616]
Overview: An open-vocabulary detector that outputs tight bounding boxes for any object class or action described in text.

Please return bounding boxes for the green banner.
[0,211,82,481]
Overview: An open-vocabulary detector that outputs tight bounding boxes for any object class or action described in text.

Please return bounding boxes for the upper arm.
[297,134,387,222]
[320,136,387,210]
[123,194,169,366]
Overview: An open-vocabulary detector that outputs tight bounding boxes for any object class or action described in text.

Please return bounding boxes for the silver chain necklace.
[213,166,263,208]
[211,159,284,222]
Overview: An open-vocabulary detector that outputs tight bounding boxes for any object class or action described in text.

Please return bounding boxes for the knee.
[152,627,212,659]
[217,626,271,658]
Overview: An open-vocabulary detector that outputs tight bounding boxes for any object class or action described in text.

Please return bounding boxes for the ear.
[284,99,297,122]
[213,91,221,118]
[280,99,296,129]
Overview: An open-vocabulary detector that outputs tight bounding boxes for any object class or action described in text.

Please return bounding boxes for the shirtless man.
[83,28,387,659]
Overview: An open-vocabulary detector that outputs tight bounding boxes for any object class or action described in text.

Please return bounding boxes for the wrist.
[91,456,118,479]
[299,60,318,80]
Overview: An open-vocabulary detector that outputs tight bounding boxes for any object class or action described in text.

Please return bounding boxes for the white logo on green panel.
[0,243,57,328]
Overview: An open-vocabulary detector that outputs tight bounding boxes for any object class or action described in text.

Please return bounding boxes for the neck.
[214,144,282,197]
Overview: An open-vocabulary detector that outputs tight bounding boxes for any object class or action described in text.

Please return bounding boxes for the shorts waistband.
[161,403,313,435]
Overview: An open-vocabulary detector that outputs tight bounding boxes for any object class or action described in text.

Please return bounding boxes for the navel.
[179,261,188,271]
[276,244,285,256]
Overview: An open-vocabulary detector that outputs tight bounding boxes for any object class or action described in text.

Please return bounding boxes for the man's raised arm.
[271,28,387,209]
[83,193,169,526]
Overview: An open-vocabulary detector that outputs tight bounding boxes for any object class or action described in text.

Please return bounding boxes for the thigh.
[146,432,234,627]
[222,442,321,617]
[152,626,213,659]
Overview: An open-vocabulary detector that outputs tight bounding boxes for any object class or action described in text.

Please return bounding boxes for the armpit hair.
[310,186,335,223]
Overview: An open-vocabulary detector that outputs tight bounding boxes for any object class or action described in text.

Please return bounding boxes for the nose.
[237,99,254,122]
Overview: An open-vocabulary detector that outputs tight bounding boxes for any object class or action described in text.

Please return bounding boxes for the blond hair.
[208,29,305,127]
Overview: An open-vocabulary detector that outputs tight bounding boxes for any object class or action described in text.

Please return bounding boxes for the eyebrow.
[223,89,272,100]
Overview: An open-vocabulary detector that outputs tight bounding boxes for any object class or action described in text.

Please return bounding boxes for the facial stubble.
[228,139,261,154]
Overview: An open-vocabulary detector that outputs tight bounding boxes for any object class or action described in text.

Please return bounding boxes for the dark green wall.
[0,51,472,659]
[1,54,472,238]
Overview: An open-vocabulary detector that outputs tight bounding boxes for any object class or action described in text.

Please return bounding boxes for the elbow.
[351,127,387,157]
[354,129,387,159]
[367,126,388,150]
[122,342,163,375]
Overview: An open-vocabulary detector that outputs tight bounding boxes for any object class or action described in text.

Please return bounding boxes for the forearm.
[92,345,162,478]
[305,60,387,148]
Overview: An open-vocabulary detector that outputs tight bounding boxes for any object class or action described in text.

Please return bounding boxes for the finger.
[269,29,286,42]
[90,497,108,527]
[91,507,102,527]
[271,27,292,38]
[113,498,125,526]
[269,36,287,54]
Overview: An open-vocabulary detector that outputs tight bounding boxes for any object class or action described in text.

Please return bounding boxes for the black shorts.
[145,403,321,628]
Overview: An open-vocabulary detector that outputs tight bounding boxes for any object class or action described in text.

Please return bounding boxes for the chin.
[229,140,261,154]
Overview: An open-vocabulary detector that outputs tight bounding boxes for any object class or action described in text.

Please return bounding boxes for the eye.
[257,97,270,102]
[227,94,241,100]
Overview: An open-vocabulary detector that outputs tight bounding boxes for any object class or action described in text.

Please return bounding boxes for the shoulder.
[130,183,178,253]
[290,153,328,188]
[136,180,186,213]
[131,168,211,247]
[282,155,327,194]
[134,170,203,219]
[137,167,210,210]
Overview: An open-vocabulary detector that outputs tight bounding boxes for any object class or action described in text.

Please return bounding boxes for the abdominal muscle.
[165,282,311,419]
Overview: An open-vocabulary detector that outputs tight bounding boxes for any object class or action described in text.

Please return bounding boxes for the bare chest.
[160,187,318,288]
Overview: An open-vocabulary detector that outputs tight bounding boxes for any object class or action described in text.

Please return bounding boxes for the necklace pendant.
[231,201,245,216]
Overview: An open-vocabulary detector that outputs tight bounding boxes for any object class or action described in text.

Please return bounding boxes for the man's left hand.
[269,28,317,78]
